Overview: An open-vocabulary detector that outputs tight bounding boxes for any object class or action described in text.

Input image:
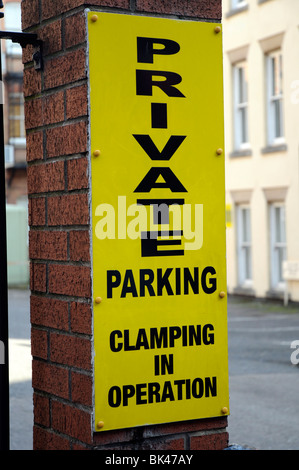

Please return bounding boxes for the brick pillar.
[22,0,228,450]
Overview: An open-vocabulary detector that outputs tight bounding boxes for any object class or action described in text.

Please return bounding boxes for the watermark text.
[290,340,299,365]
[94,196,203,251]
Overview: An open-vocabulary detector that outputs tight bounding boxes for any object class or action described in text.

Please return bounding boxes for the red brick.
[25,93,64,130]
[47,193,89,226]
[52,401,92,444]
[69,230,90,262]
[26,132,43,162]
[29,230,68,261]
[33,426,71,450]
[31,328,48,360]
[23,67,42,97]
[33,394,50,427]
[140,437,185,450]
[66,85,87,120]
[65,13,86,49]
[21,0,40,30]
[94,0,129,7]
[94,429,184,449]
[50,333,92,370]
[143,417,227,438]
[41,0,129,20]
[190,431,229,450]
[70,302,92,335]
[71,371,92,406]
[30,295,69,330]
[22,44,35,65]
[136,0,222,18]
[93,427,136,446]
[41,0,65,19]
[67,157,88,191]
[25,99,43,129]
[44,49,86,90]
[43,92,65,126]
[30,263,47,293]
[32,360,69,399]
[29,197,46,226]
[38,20,62,56]
[72,442,89,450]
[27,161,65,194]
[48,265,91,297]
[46,122,87,158]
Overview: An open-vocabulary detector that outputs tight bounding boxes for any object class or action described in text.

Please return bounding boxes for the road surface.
[227,296,299,450]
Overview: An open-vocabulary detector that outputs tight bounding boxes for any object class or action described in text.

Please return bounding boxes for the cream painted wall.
[223,0,299,301]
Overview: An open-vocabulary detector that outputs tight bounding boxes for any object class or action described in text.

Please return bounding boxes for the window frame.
[269,203,287,290]
[8,91,26,145]
[231,0,248,9]
[266,50,284,146]
[233,60,250,151]
[236,204,253,287]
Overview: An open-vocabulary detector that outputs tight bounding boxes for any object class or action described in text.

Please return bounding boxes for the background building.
[1,0,29,286]
[2,0,299,297]
[1,0,26,204]
[223,0,299,302]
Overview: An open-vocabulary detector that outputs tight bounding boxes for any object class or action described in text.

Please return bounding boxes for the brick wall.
[22,0,227,450]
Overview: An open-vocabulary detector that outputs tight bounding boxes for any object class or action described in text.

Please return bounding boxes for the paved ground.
[6,289,299,450]
[227,296,299,450]
[8,289,32,450]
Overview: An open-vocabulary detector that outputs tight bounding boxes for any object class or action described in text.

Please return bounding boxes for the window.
[236,205,252,286]
[4,2,22,57]
[231,0,248,9]
[266,50,284,145]
[269,204,287,290]
[233,61,249,150]
[226,0,248,17]
[8,92,25,144]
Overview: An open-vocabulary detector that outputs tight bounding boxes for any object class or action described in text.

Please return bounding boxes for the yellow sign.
[88,12,229,432]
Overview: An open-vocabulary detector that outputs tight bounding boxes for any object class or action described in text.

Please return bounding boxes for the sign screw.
[97,421,104,429]
[95,297,102,304]
[219,291,226,298]
[221,407,228,414]
[91,14,98,22]
[216,148,223,155]
[214,26,221,34]
[93,149,101,157]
